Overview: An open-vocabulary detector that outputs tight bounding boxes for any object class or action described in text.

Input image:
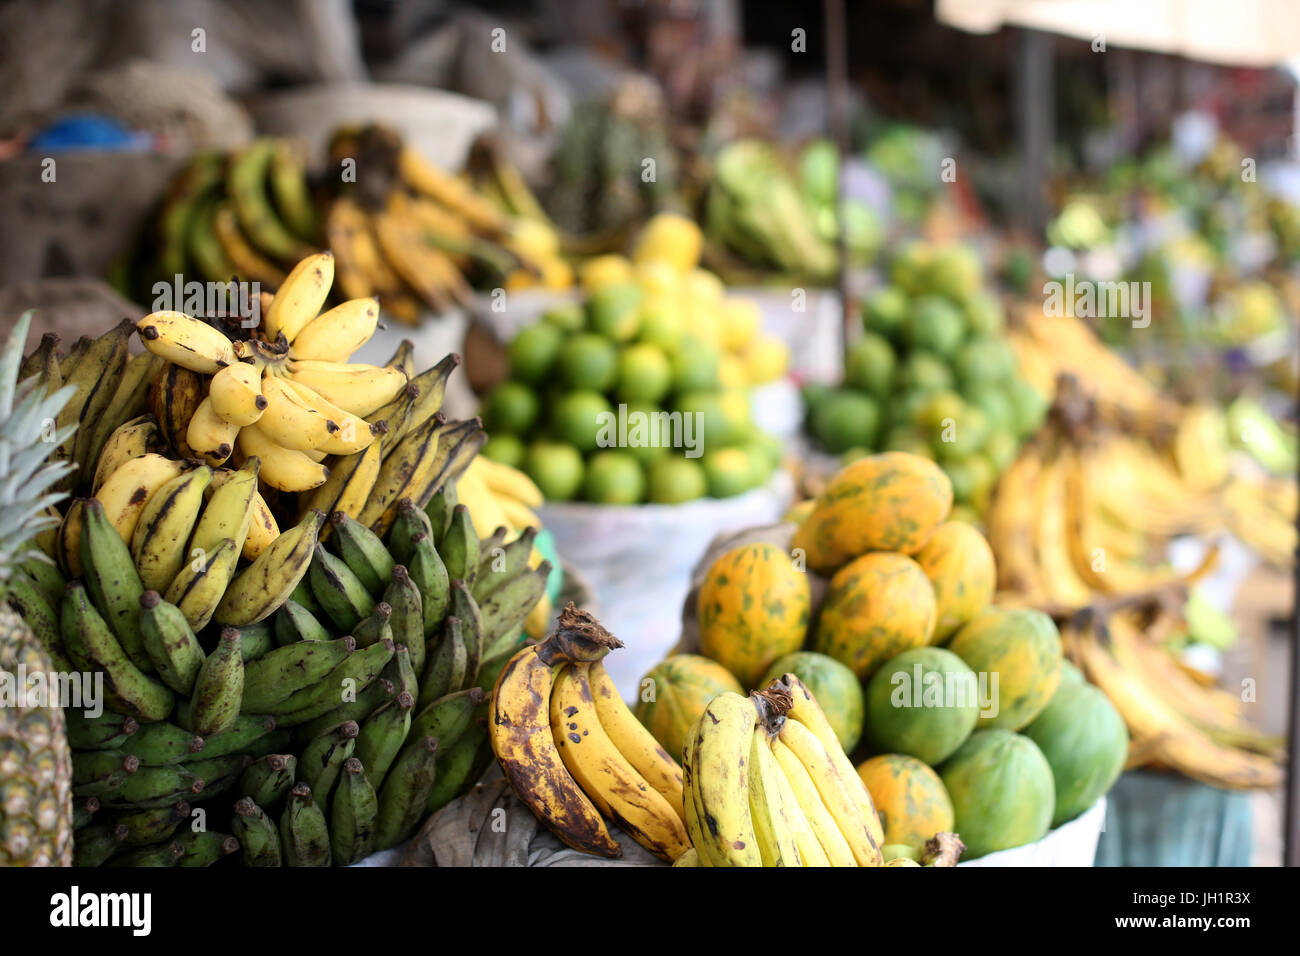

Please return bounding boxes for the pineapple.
[0,312,77,866]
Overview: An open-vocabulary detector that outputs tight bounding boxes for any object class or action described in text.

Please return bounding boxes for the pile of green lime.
[480,284,782,504]
[804,242,1048,517]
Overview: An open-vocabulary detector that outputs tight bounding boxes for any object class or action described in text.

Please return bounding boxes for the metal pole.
[1016,28,1053,234]
[823,0,853,348]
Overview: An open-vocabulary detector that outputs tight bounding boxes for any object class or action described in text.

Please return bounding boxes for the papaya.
[814,552,936,679]
[760,651,864,752]
[1058,659,1085,687]
[857,754,954,848]
[863,646,980,765]
[697,542,811,688]
[939,729,1055,859]
[913,521,995,642]
[1023,679,1127,827]
[792,452,952,574]
[633,654,744,763]
[948,607,1062,731]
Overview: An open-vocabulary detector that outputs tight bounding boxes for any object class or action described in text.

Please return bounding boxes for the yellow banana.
[212,201,287,287]
[130,465,213,593]
[213,510,324,626]
[91,415,158,495]
[771,736,857,866]
[279,378,378,456]
[185,396,239,467]
[549,663,690,862]
[299,441,381,523]
[284,360,407,417]
[191,457,259,559]
[778,718,882,867]
[587,660,685,821]
[136,311,237,374]
[236,423,329,492]
[1032,456,1095,609]
[56,500,86,580]
[746,725,804,866]
[263,251,334,345]
[164,537,240,632]
[208,361,267,427]
[685,691,761,867]
[455,464,513,540]
[398,146,509,234]
[289,297,379,363]
[256,376,338,451]
[95,453,187,545]
[672,847,702,867]
[473,456,545,509]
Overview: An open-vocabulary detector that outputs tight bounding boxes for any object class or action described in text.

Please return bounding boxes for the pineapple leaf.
[0,310,34,420]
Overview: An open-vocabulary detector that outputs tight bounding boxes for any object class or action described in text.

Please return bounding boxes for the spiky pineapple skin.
[0,604,73,866]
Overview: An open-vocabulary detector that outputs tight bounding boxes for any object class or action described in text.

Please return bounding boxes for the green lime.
[551,391,614,453]
[882,426,932,458]
[954,337,1016,390]
[907,296,966,358]
[810,388,880,454]
[587,282,644,341]
[638,301,685,351]
[481,433,525,469]
[862,286,909,341]
[704,447,756,498]
[965,453,998,511]
[890,242,932,295]
[673,391,733,452]
[507,321,565,383]
[965,385,1014,433]
[1008,379,1049,437]
[481,382,539,435]
[922,245,982,303]
[937,405,989,460]
[844,333,895,397]
[616,343,673,404]
[557,333,618,392]
[617,401,671,468]
[647,456,708,504]
[898,350,954,393]
[944,459,976,503]
[583,450,646,504]
[912,389,965,433]
[983,428,1019,472]
[542,302,586,333]
[965,292,1006,337]
[523,441,584,501]
[671,338,721,392]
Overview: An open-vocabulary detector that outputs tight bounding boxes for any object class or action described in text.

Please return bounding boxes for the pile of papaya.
[636,451,1128,860]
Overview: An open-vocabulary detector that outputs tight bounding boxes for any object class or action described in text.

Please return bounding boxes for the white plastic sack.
[539,472,794,699]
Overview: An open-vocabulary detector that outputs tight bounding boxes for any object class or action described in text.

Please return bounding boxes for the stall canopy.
[936,0,1300,68]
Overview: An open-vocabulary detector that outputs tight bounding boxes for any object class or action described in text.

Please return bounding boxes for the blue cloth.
[28,114,152,153]
[1094,771,1254,867]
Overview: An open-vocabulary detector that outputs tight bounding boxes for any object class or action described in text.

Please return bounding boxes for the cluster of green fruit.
[805,242,1048,515]
[480,285,782,505]
[57,481,549,867]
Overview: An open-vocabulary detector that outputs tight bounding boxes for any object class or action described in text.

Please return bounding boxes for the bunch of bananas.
[324,125,571,324]
[677,677,897,868]
[490,607,691,861]
[1065,609,1283,790]
[28,473,552,866]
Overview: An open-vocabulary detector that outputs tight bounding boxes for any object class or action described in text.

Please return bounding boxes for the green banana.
[199,713,278,759]
[176,829,240,867]
[330,756,378,865]
[188,627,244,736]
[73,751,140,797]
[408,531,450,638]
[6,572,71,672]
[55,318,130,489]
[352,602,393,649]
[381,566,425,675]
[381,643,418,700]
[113,801,190,846]
[406,352,460,438]
[438,504,478,585]
[473,526,538,600]
[164,536,240,632]
[19,330,62,389]
[187,192,235,283]
[231,798,283,866]
[238,622,276,661]
[73,796,101,831]
[423,482,457,548]
[449,580,483,684]
[156,151,224,278]
[19,553,65,606]
[62,583,175,721]
[190,457,259,559]
[229,139,310,263]
[238,753,297,809]
[244,728,293,759]
[389,497,435,565]
[309,543,375,633]
[330,511,394,597]
[269,139,316,242]
[139,590,206,694]
[478,563,551,652]
[289,576,324,618]
[384,339,415,377]
[84,350,166,477]
[354,690,414,790]
[409,686,483,753]
[292,677,394,743]
[367,383,420,453]
[298,719,359,799]
[78,498,149,671]
[418,615,467,708]
[72,823,130,867]
[119,721,205,765]
[375,734,439,850]
[66,710,139,751]
[241,635,356,713]
[130,465,213,593]
[425,723,488,814]
[269,638,394,727]
[274,599,332,645]
[182,754,252,802]
[214,509,324,627]
[280,782,331,867]
[107,840,185,867]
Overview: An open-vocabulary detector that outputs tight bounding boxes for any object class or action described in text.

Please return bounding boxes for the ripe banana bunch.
[1065,611,1283,790]
[987,426,1222,613]
[490,606,690,861]
[1220,474,1297,570]
[682,677,884,867]
[455,455,553,639]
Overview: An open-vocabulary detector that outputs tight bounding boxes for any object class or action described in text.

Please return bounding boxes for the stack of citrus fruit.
[480,215,787,505]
